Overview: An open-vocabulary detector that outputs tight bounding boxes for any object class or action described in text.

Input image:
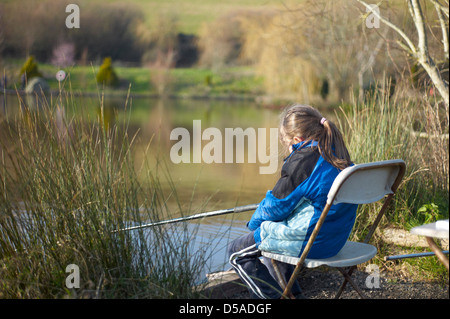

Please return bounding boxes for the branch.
[430,0,449,18]
[408,0,429,61]
[356,0,449,106]
[433,0,449,59]
[356,0,417,55]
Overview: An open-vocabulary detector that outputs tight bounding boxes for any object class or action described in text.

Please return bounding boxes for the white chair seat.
[262,241,377,268]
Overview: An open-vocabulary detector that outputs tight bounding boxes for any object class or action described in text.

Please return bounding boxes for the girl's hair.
[280,104,352,170]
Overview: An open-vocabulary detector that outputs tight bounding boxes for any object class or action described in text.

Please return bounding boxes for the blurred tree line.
[0,0,447,104]
[0,1,140,63]
[0,0,197,67]
[198,0,448,103]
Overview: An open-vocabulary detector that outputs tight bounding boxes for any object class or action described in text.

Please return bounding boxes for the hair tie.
[320,117,327,125]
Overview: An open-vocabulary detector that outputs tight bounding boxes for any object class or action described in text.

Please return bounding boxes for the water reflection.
[2,93,281,205]
[110,96,282,210]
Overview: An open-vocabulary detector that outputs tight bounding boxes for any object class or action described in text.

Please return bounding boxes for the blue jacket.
[248,141,357,259]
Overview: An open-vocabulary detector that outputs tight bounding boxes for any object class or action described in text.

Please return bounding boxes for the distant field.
[32,63,265,98]
[104,0,283,34]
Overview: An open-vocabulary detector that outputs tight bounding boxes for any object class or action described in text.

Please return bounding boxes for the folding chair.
[261,159,406,299]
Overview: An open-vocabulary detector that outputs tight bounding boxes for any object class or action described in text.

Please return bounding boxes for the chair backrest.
[327,159,406,206]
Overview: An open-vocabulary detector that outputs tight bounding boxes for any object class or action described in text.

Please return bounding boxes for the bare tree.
[274,0,394,102]
[245,0,387,102]
[357,0,449,106]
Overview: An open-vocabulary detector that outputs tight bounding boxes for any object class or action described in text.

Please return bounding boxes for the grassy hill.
[105,0,282,34]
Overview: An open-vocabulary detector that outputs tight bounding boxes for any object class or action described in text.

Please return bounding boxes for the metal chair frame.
[261,159,406,299]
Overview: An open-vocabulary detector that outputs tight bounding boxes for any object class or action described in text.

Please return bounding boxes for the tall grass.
[338,85,449,240]
[0,93,211,298]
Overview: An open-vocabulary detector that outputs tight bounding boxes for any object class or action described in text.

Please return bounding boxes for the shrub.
[197,11,244,69]
[96,57,119,87]
[19,56,42,81]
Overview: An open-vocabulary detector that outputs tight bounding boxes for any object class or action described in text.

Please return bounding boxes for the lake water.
[1,93,285,277]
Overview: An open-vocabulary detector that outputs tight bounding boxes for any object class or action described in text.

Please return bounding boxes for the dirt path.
[217,268,448,299]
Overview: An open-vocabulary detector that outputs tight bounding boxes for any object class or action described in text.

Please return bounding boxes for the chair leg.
[271,259,295,299]
[335,265,355,298]
[334,193,394,298]
[425,237,449,270]
[336,267,367,299]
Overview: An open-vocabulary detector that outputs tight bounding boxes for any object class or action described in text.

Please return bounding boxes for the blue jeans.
[228,231,302,299]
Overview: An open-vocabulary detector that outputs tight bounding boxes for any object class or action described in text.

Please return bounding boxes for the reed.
[0,92,211,298]
[338,85,449,240]
[339,89,449,283]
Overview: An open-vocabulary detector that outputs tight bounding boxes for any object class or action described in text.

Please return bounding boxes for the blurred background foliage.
[0,0,447,103]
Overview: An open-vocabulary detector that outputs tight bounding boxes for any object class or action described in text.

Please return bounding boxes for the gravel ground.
[229,268,449,299]
[297,268,448,299]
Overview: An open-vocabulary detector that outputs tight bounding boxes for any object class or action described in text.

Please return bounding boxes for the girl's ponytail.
[319,117,351,170]
[280,104,352,170]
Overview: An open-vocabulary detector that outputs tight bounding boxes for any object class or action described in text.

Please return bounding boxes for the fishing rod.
[384,250,449,261]
[114,203,259,232]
